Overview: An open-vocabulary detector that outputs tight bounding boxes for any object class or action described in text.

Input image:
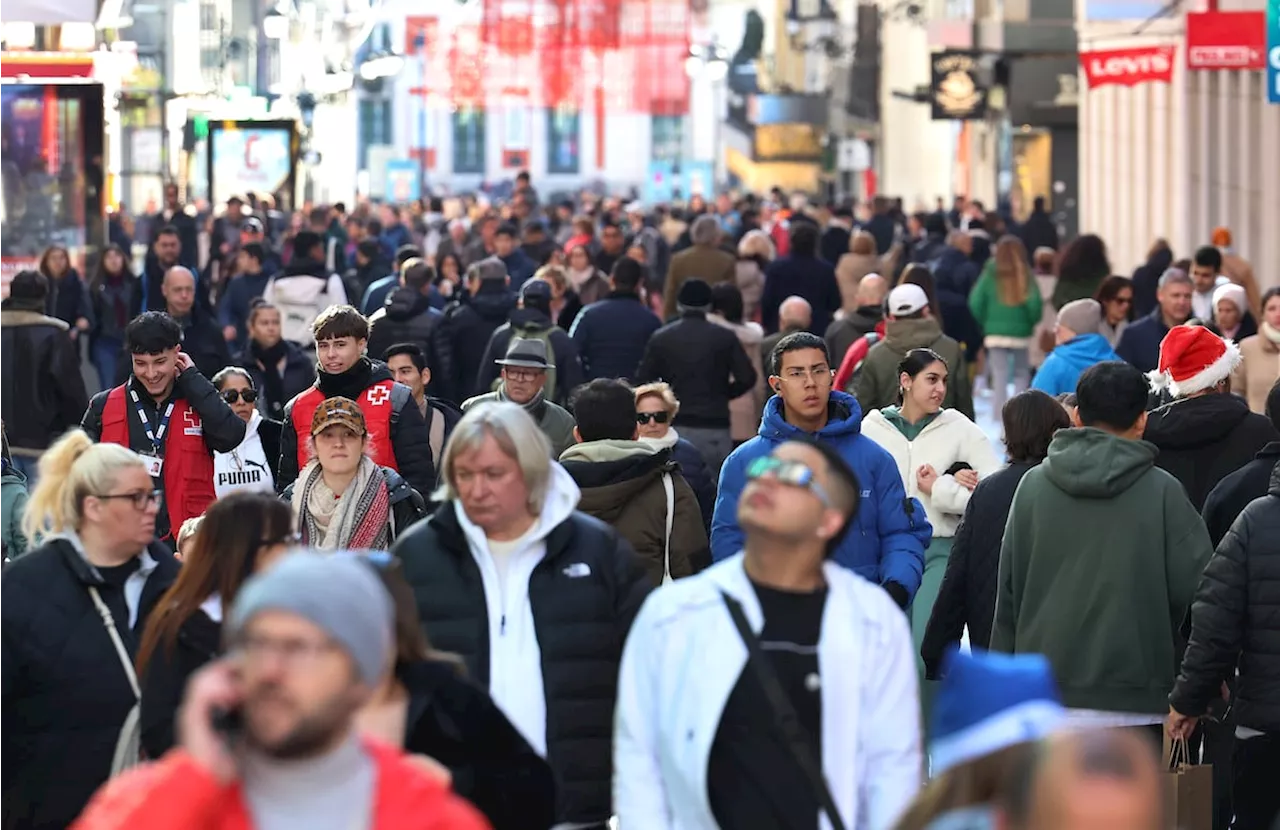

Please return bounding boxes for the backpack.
[841,332,881,395]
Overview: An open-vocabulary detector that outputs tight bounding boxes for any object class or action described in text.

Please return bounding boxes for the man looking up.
[82,311,245,544]
[277,304,434,495]
[712,332,930,607]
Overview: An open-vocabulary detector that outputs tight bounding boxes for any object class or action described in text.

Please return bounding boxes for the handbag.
[88,586,143,775]
[720,591,847,830]
[1162,733,1212,830]
[661,472,675,585]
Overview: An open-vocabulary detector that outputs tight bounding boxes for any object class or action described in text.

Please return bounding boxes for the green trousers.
[910,535,954,739]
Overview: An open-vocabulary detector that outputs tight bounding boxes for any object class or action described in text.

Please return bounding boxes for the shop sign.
[1081,45,1176,88]
[930,50,988,120]
[1186,12,1266,70]
[1269,0,1280,103]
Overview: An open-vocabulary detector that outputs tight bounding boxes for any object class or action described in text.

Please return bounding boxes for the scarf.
[640,426,679,452]
[1262,321,1280,345]
[496,384,546,418]
[102,271,130,330]
[293,455,392,550]
[250,338,290,417]
[567,266,598,292]
[318,356,375,399]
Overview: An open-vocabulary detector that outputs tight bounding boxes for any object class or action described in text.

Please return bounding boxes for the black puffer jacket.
[1,308,89,454]
[367,286,444,365]
[433,286,517,405]
[138,605,221,760]
[1144,393,1280,510]
[393,498,651,825]
[1171,461,1280,732]
[1202,441,1280,547]
[922,461,1033,679]
[2,538,179,830]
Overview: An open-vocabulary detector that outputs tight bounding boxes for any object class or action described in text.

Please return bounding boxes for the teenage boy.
[277,305,434,495]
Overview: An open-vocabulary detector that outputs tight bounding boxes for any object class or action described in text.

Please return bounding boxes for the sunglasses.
[636,411,670,425]
[222,389,258,404]
[745,456,831,507]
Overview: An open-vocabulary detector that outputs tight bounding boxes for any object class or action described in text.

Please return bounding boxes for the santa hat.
[930,649,1064,774]
[1147,324,1241,398]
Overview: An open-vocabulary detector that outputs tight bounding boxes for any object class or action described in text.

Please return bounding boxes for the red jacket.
[71,742,491,830]
[833,319,888,393]
[101,385,216,539]
[290,379,399,471]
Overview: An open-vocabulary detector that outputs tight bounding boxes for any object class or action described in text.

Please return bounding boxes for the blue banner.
[643,161,718,204]
[385,160,421,203]
[1268,0,1279,103]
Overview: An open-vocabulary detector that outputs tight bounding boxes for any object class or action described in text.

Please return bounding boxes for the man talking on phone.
[72,554,489,830]
[82,311,246,545]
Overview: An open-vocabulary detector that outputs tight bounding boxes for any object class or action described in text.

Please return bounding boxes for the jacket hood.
[759,389,864,441]
[469,287,517,323]
[1056,333,1119,364]
[509,307,554,331]
[453,461,580,550]
[384,286,435,321]
[884,317,945,352]
[559,442,670,522]
[271,264,330,304]
[282,258,327,279]
[1041,427,1159,498]
[1143,393,1253,450]
[2,465,26,487]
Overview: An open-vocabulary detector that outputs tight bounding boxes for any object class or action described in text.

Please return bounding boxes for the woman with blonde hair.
[969,235,1042,413]
[837,229,900,313]
[735,229,774,320]
[2,430,178,830]
[634,381,715,529]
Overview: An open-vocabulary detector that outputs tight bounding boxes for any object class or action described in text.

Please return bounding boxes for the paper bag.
[1163,734,1213,830]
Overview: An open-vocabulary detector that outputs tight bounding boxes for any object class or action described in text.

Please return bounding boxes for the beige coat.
[1232,330,1280,414]
[710,314,767,442]
[835,247,900,313]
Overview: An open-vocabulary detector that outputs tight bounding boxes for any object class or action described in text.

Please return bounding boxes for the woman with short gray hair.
[394,401,652,828]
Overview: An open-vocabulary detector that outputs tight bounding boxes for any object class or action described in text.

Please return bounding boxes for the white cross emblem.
[366,386,391,407]
[183,410,203,436]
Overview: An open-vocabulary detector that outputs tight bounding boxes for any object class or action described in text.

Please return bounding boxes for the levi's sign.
[1081,45,1177,88]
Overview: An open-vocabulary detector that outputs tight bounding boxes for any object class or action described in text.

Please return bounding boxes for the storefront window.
[453,107,486,174]
[547,107,580,174]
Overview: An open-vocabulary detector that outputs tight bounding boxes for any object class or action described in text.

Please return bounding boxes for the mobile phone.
[211,706,243,745]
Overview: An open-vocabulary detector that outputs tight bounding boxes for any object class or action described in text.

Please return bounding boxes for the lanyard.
[128,379,176,457]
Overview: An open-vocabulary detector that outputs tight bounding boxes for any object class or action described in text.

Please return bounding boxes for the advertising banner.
[1081,45,1176,88]
[1185,12,1266,70]
[209,122,295,209]
[385,160,421,203]
[1269,0,1280,103]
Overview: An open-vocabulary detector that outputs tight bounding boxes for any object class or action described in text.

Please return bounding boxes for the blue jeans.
[92,336,123,391]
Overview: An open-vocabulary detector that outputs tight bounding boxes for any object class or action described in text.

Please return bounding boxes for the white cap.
[888,283,930,317]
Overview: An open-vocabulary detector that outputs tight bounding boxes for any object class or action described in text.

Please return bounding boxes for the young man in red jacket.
[277,305,435,495]
[72,554,489,830]
[82,311,245,543]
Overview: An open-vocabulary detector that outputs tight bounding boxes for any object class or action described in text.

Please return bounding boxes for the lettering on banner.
[1081,45,1176,88]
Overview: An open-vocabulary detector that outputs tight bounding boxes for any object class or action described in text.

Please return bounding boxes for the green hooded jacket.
[2,464,29,558]
[991,427,1213,714]
[856,317,974,421]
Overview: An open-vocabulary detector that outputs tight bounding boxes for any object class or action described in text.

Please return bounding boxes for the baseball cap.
[310,396,366,436]
[888,284,929,317]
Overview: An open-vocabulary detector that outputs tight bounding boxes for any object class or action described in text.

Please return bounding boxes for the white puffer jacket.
[862,408,1003,538]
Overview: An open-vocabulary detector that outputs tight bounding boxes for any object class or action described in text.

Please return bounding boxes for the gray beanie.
[1056,298,1103,337]
[227,553,393,685]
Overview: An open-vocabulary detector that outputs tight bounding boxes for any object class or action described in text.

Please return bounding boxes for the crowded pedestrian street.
[3,0,1280,827]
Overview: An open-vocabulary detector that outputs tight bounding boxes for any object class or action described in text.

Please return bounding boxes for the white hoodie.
[212,411,276,499]
[452,462,581,756]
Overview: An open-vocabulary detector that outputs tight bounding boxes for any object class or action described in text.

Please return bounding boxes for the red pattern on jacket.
[290,379,399,470]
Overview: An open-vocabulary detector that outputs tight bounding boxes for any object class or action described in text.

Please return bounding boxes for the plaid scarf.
[295,456,392,550]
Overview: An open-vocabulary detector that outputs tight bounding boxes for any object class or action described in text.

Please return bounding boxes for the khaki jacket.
[1232,332,1280,414]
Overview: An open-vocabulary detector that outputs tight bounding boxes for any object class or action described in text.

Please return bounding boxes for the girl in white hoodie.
[210,368,280,498]
[862,348,1001,716]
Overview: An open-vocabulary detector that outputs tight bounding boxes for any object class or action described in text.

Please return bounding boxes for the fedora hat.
[495,337,550,370]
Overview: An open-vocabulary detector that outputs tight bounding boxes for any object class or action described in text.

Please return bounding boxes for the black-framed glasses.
[637,411,670,425]
[260,532,301,548]
[222,389,258,405]
[93,490,162,510]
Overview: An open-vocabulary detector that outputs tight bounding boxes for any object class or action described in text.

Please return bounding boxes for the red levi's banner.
[1081,45,1177,88]
[1185,11,1266,70]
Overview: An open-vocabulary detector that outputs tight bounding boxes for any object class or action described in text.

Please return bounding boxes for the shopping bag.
[1162,733,1213,830]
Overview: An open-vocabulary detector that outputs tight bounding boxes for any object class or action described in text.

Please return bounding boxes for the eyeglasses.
[93,489,162,510]
[1113,297,1133,306]
[636,411,670,425]
[775,366,834,383]
[745,456,831,507]
[234,633,341,668]
[503,368,545,382]
[222,389,258,404]
[260,532,301,548]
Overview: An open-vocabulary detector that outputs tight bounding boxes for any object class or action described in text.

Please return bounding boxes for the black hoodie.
[432,286,517,404]
[366,286,443,367]
[1143,393,1280,510]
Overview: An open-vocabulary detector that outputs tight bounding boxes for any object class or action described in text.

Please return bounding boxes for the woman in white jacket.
[861,348,1001,715]
[210,368,280,498]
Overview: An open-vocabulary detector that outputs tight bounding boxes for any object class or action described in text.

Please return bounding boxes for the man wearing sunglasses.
[711,331,930,610]
[83,312,245,545]
[616,440,922,829]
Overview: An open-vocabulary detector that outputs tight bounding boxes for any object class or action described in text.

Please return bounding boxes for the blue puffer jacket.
[1031,332,1121,397]
[710,390,932,599]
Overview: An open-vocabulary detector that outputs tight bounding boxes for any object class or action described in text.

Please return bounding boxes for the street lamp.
[686,44,729,187]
